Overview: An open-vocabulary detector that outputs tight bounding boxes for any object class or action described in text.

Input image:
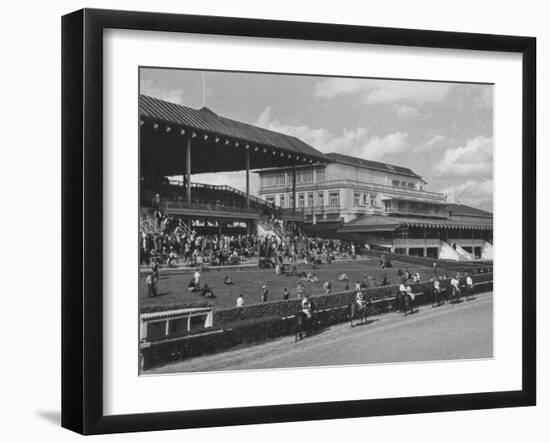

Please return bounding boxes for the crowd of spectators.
[141,208,360,270]
[140,210,261,267]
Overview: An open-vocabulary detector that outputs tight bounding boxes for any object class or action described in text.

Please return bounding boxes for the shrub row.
[141,274,493,370]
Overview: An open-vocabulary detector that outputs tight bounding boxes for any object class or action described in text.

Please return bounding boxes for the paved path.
[146,292,493,374]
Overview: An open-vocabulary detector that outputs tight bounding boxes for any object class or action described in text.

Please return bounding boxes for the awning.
[339,214,493,233]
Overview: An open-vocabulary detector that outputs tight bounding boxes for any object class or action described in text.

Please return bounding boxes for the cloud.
[255,107,408,161]
[433,135,493,177]
[140,79,186,105]
[440,179,493,210]
[425,134,446,148]
[394,104,419,117]
[191,172,260,196]
[314,78,452,104]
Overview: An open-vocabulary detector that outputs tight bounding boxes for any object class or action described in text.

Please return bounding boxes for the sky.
[140,68,494,211]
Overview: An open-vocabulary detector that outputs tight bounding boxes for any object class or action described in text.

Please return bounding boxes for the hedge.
[141,273,493,370]
[213,273,492,326]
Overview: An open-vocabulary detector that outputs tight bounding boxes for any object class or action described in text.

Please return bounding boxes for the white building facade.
[257,153,448,224]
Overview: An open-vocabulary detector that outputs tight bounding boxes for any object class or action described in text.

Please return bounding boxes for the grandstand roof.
[325,152,425,182]
[448,203,493,218]
[140,95,330,175]
[339,214,493,233]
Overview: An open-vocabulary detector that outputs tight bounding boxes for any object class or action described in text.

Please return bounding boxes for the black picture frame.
[61,8,536,435]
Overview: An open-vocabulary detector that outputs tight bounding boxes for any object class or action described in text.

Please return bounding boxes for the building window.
[261,173,285,187]
[288,194,295,208]
[266,196,276,205]
[279,194,285,208]
[318,192,324,207]
[363,194,369,205]
[353,192,361,207]
[392,179,400,187]
[408,182,416,189]
[300,169,314,184]
[370,193,377,207]
[298,193,305,208]
[329,192,340,207]
[307,192,314,208]
[316,168,325,183]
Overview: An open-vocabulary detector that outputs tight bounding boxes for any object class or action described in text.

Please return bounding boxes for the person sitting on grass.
[201,283,215,298]
[337,273,349,281]
[187,277,200,292]
[323,280,332,295]
[306,272,319,283]
[223,275,233,285]
[236,294,244,307]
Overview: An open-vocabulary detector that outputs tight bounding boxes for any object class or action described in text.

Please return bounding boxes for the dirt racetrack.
[146,291,493,373]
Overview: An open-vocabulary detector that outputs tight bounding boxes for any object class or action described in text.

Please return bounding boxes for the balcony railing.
[161,200,261,215]
[260,179,447,201]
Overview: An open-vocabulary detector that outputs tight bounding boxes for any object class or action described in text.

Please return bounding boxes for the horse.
[295,311,315,341]
[401,293,415,315]
[432,288,444,307]
[294,303,318,341]
[350,299,368,327]
[395,292,413,313]
[450,285,461,303]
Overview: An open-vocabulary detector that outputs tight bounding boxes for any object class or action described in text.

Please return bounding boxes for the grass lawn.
[140,258,440,311]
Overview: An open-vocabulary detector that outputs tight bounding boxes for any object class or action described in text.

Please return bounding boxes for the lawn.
[139,258,440,311]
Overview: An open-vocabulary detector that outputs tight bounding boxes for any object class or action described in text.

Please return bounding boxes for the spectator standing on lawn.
[193,269,201,289]
[236,294,244,307]
[283,288,290,300]
[262,285,269,303]
[323,280,332,295]
[146,272,157,298]
[151,258,159,281]
[296,282,305,298]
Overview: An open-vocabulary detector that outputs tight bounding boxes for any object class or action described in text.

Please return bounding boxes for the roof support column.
[245,150,250,211]
[186,136,192,205]
[292,164,297,213]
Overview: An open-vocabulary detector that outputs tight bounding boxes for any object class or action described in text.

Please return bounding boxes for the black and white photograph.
[138,68,494,374]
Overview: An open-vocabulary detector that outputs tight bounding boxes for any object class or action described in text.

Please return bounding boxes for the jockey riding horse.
[350,290,368,327]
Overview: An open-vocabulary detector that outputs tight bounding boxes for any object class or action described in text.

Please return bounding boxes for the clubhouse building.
[257,153,493,261]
